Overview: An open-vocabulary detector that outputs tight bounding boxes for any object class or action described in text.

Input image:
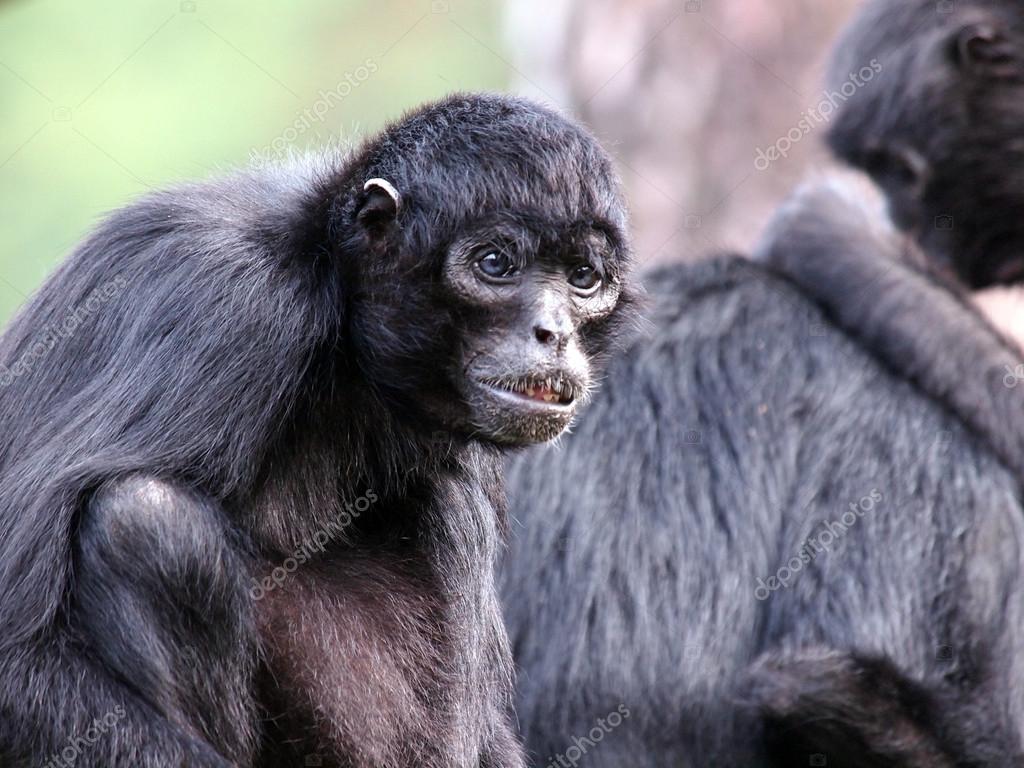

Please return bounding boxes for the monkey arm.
[0,476,256,767]
[755,173,1024,485]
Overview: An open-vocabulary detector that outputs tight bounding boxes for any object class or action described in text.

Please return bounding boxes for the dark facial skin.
[444,221,622,444]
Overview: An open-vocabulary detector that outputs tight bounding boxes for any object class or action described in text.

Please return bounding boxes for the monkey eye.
[569,263,602,293]
[862,147,923,189]
[476,250,518,280]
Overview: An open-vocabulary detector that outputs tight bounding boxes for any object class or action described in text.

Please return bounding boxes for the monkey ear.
[357,178,402,232]
[952,23,1016,76]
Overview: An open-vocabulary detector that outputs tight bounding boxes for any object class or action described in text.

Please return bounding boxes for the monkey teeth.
[524,386,560,404]
[489,377,576,406]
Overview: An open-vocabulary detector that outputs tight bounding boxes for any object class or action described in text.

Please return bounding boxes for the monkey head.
[825,0,1024,288]
[334,94,636,446]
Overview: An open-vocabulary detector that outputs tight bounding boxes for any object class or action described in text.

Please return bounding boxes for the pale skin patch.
[974,286,1024,353]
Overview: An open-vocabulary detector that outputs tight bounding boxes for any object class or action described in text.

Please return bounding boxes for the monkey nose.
[534,325,557,345]
[534,325,569,347]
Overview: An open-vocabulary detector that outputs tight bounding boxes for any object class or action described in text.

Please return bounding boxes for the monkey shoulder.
[85,475,226,540]
[79,475,246,600]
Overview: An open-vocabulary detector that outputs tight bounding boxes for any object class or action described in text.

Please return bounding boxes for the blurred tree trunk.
[504,0,858,265]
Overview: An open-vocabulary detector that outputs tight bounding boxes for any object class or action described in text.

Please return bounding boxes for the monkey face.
[345,212,630,446]
[339,94,636,445]
[442,221,625,445]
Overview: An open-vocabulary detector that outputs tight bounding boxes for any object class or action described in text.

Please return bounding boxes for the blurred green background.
[0,0,509,325]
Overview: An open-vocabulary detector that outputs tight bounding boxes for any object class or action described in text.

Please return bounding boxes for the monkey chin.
[467,377,583,446]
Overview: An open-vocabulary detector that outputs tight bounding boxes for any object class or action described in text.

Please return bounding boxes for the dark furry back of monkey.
[500,244,1024,766]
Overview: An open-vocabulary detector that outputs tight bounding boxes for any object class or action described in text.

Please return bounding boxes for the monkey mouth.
[482,375,579,407]
[468,373,584,445]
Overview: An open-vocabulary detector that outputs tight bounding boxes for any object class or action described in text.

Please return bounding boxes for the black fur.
[502,0,1024,761]
[826,0,1024,287]
[501,182,1024,765]
[757,177,1024,484]
[0,93,634,767]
